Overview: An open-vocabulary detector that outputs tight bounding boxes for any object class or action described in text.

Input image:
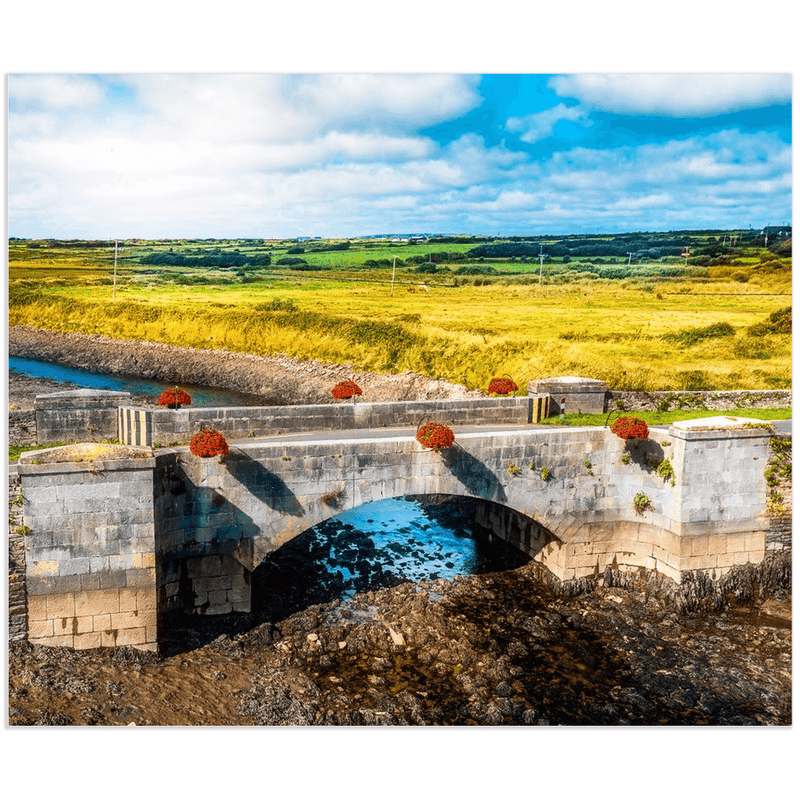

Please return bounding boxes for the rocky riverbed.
[7,549,792,726]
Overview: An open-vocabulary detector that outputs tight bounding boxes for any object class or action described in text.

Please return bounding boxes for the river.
[9,355,264,406]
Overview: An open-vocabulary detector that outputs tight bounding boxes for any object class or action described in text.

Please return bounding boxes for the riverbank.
[9,325,481,407]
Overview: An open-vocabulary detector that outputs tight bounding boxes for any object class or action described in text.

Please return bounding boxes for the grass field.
[8,233,791,392]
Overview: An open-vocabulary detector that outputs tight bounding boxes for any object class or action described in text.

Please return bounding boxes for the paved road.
[773,419,792,436]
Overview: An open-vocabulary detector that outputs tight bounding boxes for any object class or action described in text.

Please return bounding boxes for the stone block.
[92,614,112,631]
[207,589,229,606]
[137,589,157,610]
[75,615,94,634]
[689,536,709,556]
[75,589,120,617]
[118,587,139,612]
[28,618,55,639]
[59,557,92,577]
[73,632,103,650]
[115,627,148,646]
[725,532,747,553]
[707,536,727,555]
[47,593,76,618]
[27,595,48,621]
[99,570,128,590]
[33,633,74,648]
[112,610,157,630]
[31,560,59,577]
[125,567,156,588]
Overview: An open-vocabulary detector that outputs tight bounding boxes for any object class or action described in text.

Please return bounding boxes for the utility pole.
[113,240,119,299]
[538,246,545,285]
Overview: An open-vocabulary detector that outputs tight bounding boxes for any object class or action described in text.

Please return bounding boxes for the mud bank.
[9,326,480,406]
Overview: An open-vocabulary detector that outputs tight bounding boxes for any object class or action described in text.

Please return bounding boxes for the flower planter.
[611,416,649,441]
[189,429,229,459]
[487,377,518,396]
[416,421,455,451]
[158,387,192,410]
[331,380,363,402]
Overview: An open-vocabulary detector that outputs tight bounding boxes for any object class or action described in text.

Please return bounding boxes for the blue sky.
[7,73,792,239]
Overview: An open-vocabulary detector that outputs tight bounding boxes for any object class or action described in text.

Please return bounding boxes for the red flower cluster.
[487,377,518,395]
[331,380,363,400]
[611,416,650,440]
[189,429,229,458]
[416,422,455,451]
[158,387,192,407]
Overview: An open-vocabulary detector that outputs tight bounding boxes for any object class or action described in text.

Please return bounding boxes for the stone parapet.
[527,376,608,416]
[119,396,533,447]
[35,389,131,444]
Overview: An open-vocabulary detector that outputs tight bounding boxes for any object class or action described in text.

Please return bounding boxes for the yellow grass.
[9,270,791,391]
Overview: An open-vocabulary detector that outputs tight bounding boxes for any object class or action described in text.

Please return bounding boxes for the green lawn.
[541,407,791,428]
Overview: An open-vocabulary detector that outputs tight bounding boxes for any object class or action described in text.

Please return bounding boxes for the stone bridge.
[18,409,774,652]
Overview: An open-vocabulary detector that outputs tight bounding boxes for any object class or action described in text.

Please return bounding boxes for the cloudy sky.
[7,72,792,239]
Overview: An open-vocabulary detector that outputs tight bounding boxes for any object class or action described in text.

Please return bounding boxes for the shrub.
[611,416,649,440]
[276,257,308,266]
[331,380,363,400]
[189,429,229,458]
[747,306,791,337]
[416,422,455,451]
[663,321,736,346]
[158,387,192,408]
[633,492,650,513]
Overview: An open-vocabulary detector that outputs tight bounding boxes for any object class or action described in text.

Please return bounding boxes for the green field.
[8,231,792,392]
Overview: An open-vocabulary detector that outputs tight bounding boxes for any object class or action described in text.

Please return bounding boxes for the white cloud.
[549,73,792,117]
[10,74,104,109]
[295,74,483,130]
[6,74,792,237]
[506,103,590,143]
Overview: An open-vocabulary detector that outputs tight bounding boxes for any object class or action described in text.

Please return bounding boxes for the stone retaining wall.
[35,389,132,445]
[9,411,37,446]
[8,473,28,642]
[609,389,791,412]
[766,436,792,553]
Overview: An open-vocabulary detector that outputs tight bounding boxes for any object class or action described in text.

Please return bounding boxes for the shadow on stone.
[225,448,304,517]
[441,444,508,504]
[624,438,666,471]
